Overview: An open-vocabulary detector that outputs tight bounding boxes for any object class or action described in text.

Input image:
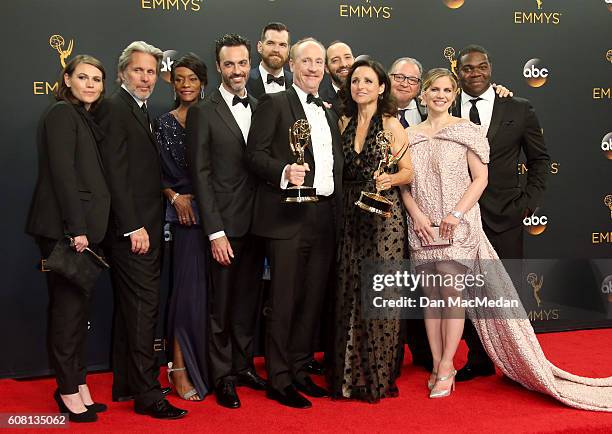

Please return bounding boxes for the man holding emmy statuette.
[247,37,343,409]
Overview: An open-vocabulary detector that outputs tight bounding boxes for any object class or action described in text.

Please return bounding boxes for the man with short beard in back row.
[320,40,354,114]
[247,22,292,99]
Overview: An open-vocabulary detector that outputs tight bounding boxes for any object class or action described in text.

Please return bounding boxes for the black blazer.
[95,88,163,248]
[187,89,258,238]
[27,101,110,243]
[246,67,293,100]
[319,76,343,117]
[453,94,549,232]
[247,86,344,240]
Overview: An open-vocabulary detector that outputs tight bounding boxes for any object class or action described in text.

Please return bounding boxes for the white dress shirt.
[259,63,286,94]
[398,99,423,127]
[460,84,495,133]
[208,85,252,241]
[218,84,252,143]
[280,84,335,196]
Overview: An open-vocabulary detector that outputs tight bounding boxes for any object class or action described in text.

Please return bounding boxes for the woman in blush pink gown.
[402,68,612,410]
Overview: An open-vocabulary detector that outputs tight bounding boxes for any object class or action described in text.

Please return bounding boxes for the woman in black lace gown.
[154,54,210,401]
[329,59,413,402]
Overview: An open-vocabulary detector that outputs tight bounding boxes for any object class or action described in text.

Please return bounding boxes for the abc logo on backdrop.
[523,59,549,87]
[602,133,612,160]
[523,210,548,235]
[443,0,464,9]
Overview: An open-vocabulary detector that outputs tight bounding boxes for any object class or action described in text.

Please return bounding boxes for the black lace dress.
[329,114,408,402]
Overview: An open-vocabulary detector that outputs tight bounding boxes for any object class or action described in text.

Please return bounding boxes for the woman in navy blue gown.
[154,54,209,401]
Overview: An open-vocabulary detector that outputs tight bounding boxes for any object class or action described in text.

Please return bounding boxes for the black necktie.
[266,74,285,86]
[307,94,324,108]
[469,97,482,125]
[141,103,151,129]
[232,95,249,108]
[398,109,409,129]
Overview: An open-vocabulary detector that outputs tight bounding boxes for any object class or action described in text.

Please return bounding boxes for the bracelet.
[170,192,180,205]
[449,210,464,221]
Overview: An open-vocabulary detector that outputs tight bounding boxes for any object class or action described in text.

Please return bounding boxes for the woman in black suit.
[26,55,110,423]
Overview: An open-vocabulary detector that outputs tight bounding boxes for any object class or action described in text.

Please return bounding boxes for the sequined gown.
[330,115,407,402]
[154,112,210,398]
[407,121,612,412]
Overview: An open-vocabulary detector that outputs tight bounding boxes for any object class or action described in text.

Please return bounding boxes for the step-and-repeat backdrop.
[1,0,610,378]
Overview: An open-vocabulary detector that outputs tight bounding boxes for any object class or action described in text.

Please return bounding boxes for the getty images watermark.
[360,259,612,321]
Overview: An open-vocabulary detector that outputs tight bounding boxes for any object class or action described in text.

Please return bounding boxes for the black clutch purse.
[42,237,110,296]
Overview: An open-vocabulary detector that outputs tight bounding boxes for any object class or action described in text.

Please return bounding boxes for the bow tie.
[232,95,249,107]
[306,94,324,108]
[266,74,285,86]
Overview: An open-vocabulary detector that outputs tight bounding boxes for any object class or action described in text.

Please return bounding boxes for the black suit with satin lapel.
[453,92,549,370]
[26,101,110,395]
[247,85,343,391]
[186,88,263,386]
[95,87,164,408]
[246,67,293,100]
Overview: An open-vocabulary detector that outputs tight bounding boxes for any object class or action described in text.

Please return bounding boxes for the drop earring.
[200,87,205,99]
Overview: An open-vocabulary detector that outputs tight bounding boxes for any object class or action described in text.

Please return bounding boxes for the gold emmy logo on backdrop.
[443,0,465,9]
[282,119,318,203]
[443,47,458,78]
[339,0,393,19]
[140,0,202,12]
[49,34,73,68]
[527,273,543,307]
[523,58,549,87]
[604,195,612,220]
[514,0,561,24]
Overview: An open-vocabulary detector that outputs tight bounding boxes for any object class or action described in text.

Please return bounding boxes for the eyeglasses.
[390,74,421,85]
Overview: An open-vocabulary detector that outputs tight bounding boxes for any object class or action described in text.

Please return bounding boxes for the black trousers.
[208,234,264,386]
[108,239,162,408]
[39,238,91,395]
[464,223,524,367]
[265,200,335,391]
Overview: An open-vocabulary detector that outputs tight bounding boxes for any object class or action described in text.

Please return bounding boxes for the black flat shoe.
[294,377,330,398]
[53,389,97,423]
[215,381,240,409]
[85,402,108,413]
[266,385,311,409]
[237,369,267,390]
[455,362,496,382]
[303,359,325,376]
[134,398,187,419]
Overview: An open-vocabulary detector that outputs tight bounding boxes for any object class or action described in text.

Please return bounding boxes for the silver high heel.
[167,362,200,401]
[429,369,456,399]
[427,371,438,391]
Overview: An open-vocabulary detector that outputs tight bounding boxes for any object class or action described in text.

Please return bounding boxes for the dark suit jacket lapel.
[487,94,508,143]
[251,69,266,99]
[286,86,314,161]
[211,89,246,145]
[284,70,293,90]
[119,88,158,149]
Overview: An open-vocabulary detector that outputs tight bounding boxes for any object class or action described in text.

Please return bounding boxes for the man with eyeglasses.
[389,57,427,128]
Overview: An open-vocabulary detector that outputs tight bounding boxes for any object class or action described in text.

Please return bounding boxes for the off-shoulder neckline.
[408,121,474,140]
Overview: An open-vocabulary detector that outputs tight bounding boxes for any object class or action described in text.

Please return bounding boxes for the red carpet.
[1,329,611,433]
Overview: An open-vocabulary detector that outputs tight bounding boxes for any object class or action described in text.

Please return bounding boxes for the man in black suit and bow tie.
[247,37,343,409]
[246,22,292,99]
[452,44,550,382]
[319,41,354,114]
[96,41,186,419]
[186,33,266,410]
